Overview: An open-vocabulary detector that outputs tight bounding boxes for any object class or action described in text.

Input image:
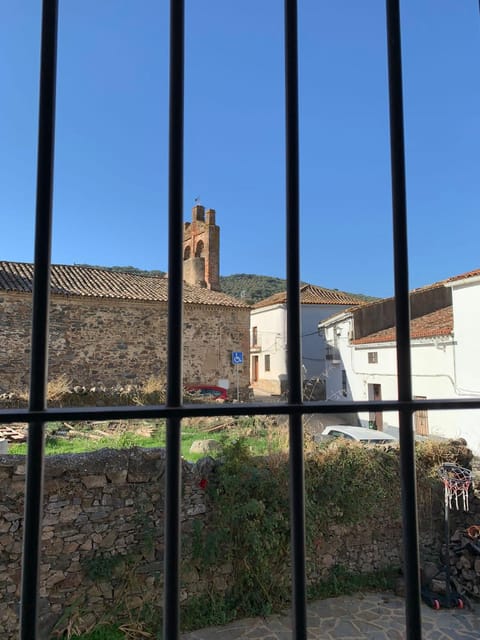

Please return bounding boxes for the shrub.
[193,438,291,617]
[190,436,471,624]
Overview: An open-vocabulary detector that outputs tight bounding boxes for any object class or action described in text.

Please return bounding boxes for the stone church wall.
[0,292,250,393]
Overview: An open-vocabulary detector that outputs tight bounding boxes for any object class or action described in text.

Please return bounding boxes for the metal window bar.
[1,1,480,639]
[385,0,422,635]
[20,1,58,638]
[285,1,307,637]
[164,0,185,636]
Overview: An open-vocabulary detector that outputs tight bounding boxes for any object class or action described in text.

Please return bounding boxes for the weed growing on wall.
[82,554,125,582]
[307,565,398,600]
[415,438,472,477]
[190,438,403,620]
[181,592,233,631]
[304,442,401,534]
[192,438,291,617]
[189,436,471,626]
[49,436,472,637]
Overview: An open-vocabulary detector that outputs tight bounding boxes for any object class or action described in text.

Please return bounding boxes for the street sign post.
[232,351,243,365]
[231,351,243,400]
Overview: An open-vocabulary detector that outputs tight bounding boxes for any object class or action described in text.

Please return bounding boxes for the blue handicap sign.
[232,351,243,365]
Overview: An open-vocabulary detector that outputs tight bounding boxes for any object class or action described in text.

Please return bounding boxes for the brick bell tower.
[183,205,220,291]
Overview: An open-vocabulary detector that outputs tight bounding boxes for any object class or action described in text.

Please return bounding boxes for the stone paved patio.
[181,592,480,639]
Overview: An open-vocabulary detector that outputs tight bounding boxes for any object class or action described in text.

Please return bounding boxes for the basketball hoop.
[438,463,472,512]
[421,463,473,610]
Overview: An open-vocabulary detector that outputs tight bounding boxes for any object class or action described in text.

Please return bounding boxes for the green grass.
[65,568,398,638]
[9,417,287,461]
[69,626,125,640]
[307,566,399,600]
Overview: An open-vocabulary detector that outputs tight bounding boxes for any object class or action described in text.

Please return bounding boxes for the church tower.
[183,205,220,291]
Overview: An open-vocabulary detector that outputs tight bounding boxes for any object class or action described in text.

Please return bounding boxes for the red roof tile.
[410,268,480,293]
[253,284,367,309]
[444,269,480,284]
[352,306,453,345]
[0,261,249,308]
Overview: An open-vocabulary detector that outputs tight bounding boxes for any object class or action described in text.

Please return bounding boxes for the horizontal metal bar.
[1,396,480,425]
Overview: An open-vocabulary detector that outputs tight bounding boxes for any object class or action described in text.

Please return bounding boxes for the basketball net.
[438,463,472,511]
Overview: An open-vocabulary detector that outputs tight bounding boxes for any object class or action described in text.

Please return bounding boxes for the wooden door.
[368,383,383,430]
[252,355,259,382]
[414,396,429,435]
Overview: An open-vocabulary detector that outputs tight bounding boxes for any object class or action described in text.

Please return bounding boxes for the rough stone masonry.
[0,446,449,638]
[0,289,250,393]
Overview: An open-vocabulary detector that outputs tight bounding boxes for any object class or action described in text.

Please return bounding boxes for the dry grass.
[119,622,153,638]
[263,419,289,455]
[141,375,166,395]
[12,374,72,403]
[14,388,29,403]
[47,374,72,402]
[415,438,472,476]
[132,375,167,405]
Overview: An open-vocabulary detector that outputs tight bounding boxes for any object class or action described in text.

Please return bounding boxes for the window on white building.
[265,354,271,372]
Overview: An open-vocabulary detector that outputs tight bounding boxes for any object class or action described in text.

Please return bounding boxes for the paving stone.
[180,592,480,640]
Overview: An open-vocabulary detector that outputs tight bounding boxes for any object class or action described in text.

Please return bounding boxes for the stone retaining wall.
[0,449,219,638]
[0,383,248,409]
[0,447,449,638]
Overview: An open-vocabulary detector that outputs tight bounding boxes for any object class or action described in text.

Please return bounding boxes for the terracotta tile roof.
[0,261,249,308]
[253,284,367,309]
[444,268,480,284]
[352,306,453,345]
[338,268,480,314]
[410,268,480,293]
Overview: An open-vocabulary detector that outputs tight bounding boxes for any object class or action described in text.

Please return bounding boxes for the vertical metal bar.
[163,0,184,637]
[285,1,306,637]
[20,1,58,638]
[385,1,422,637]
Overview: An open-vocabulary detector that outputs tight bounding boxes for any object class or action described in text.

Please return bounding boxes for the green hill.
[220,274,289,303]
[75,264,166,277]
[220,274,377,304]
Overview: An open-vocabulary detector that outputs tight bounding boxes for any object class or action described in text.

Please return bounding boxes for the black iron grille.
[2,2,480,639]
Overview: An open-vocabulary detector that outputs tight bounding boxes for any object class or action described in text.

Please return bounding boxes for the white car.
[319,425,398,445]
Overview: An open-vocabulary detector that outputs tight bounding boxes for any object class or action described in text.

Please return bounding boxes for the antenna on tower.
[194,196,201,205]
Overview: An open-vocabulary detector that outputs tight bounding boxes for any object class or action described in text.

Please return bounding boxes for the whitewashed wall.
[251,303,352,393]
[250,304,287,393]
[324,316,463,445]
[301,305,350,379]
[450,278,480,453]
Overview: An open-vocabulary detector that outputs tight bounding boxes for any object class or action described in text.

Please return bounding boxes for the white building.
[249,284,366,395]
[449,271,480,451]
[319,270,480,453]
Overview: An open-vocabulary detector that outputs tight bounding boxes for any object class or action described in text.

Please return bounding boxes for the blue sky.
[1,1,479,298]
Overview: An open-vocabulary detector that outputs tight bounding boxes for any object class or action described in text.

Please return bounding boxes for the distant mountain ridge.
[220,274,377,304]
[76,265,375,304]
[75,264,166,278]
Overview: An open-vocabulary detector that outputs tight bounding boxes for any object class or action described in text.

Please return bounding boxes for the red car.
[184,385,228,401]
